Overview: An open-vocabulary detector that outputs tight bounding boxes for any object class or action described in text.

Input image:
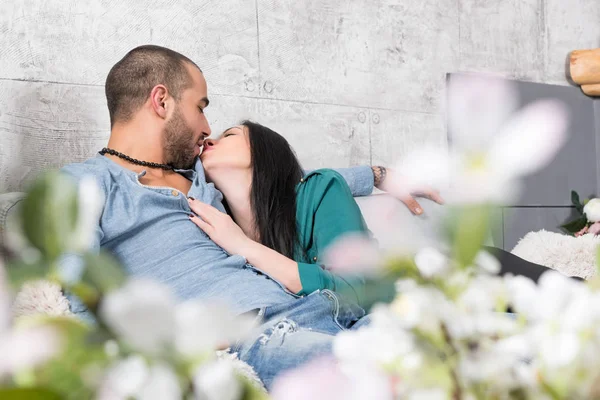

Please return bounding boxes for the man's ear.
[150,85,169,119]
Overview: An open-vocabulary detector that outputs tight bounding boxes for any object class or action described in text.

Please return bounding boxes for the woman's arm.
[187,199,304,292]
[318,165,444,215]
[186,172,371,304]
[238,170,372,298]
[295,170,369,304]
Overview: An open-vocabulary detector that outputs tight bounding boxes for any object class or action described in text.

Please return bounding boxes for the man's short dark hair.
[105,45,201,126]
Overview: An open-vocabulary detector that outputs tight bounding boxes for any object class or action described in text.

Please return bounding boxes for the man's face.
[162,64,211,169]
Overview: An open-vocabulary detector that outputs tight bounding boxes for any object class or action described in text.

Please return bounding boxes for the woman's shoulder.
[297,168,353,205]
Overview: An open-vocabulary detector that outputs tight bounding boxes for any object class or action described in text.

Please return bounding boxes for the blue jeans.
[230,289,370,390]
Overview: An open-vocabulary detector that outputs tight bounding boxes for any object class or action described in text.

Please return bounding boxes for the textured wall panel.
[255,100,371,169]
[204,95,261,137]
[370,110,446,167]
[257,0,459,113]
[545,0,600,84]
[0,0,259,96]
[0,81,261,193]
[0,80,109,192]
[0,79,366,192]
[204,96,370,168]
[459,0,545,81]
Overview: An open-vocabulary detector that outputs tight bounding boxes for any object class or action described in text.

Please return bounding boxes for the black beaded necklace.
[99,147,174,170]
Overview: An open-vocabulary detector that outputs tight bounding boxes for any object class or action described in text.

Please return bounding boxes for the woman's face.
[200,125,252,175]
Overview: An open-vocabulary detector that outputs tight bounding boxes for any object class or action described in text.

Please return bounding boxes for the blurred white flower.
[100,279,176,354]
[390,286,450,334]
[505,271,597,370]
[174,300,256,357]
[414,247,451,278]
[104,339,119,358]
[97,355,148,400]
[0,261,61,376]
[514,271,581,322]
[71,176,104,252]
[407,388,447,400]
[101,278,256,361]
[193,359,242,400]
[537,328,580,368]
[334,312,415,366]
[458,275,507,314]
[584,198,600,223]
[138,363,182,400]
[395,75,569,205]
[504,274,538,316]
[472,251,501,275]
[98,357,181,400]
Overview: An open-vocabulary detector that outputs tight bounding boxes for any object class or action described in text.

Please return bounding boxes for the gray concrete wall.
[1,0,599,192]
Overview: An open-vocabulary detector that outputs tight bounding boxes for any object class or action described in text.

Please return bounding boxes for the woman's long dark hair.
[241,121,304,259]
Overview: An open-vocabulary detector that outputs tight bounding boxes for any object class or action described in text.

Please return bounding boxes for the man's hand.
[372,166,444,215]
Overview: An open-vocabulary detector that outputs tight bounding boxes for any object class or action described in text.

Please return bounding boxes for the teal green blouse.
[294,168,368,305]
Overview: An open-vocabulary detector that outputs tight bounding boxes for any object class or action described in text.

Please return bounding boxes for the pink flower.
[270,357,393,400]
[588,222,600,235]
[575,226,589,237]
[322,234,382,274]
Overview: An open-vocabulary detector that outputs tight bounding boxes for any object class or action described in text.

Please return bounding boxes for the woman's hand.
[187,198,251,256]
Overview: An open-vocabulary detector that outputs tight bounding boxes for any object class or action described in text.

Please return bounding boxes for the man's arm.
[307,165,444,215]
[59,163,107,323]
[329,165,374,197]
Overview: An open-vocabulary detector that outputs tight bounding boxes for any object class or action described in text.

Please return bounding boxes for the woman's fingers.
[187,197,221,218]
[189,213,212,234]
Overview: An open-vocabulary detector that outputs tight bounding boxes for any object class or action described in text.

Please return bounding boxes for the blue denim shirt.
[60,155,374,316]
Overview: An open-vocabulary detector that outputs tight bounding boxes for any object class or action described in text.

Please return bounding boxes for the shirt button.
[313,256,317,262]
[171,190,179,196]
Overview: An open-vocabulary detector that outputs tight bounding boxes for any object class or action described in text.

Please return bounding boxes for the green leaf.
[560,216,588,234]
[240,375,270,400]
[20,171,79,263]
[571,190,581,207]
[570,191,585,213]
[69,282,100,312]
[386,257,420,278]
[449,205,491,269]
[26,317,106,400]
[0,388,62,400]
[5,260,49,288]
[82,251,126,294]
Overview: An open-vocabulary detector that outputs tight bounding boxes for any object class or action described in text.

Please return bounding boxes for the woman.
[187,121,370,306]
[187,121,580,309]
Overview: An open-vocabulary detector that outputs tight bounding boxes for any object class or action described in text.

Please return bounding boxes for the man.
[60,45,440,388]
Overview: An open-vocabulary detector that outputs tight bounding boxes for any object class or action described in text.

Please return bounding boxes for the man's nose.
[202,117,212,138]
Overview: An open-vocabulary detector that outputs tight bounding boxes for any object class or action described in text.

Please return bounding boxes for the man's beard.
[163,107,197,170]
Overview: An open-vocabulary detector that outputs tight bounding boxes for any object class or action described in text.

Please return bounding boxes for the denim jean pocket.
[320,289,366,330]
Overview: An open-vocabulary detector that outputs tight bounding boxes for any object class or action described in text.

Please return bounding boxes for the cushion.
[511,229,600,279]
[0,192,26,255]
